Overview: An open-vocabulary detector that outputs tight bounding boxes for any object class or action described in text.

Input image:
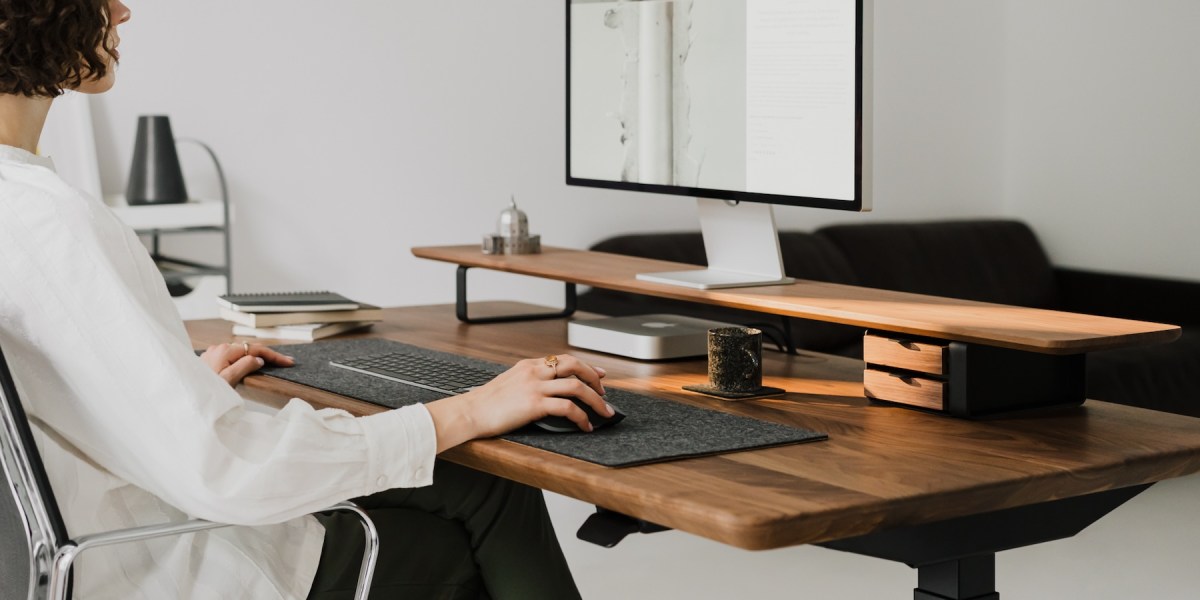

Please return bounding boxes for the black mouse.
[534,398,626,433]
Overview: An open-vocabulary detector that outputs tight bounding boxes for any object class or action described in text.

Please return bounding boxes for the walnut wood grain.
[187,304,1200,551]
[863,369,945,410]
[411,245,1180,354]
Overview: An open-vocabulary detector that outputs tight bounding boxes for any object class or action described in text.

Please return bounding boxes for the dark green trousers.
[307,460,581,600]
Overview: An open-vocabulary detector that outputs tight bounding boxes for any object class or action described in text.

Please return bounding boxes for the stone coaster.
[682,384,788,401]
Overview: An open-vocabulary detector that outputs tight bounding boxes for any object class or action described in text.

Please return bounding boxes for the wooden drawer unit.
[864,332,949,411]
[862,330,1087,417]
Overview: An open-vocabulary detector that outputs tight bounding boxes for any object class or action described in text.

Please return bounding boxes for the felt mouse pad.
[259,338,827,468]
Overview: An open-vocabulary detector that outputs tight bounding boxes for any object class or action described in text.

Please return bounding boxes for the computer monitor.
[567,0,872,289]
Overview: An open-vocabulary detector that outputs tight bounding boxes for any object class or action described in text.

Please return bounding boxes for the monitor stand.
[636,198,795,290]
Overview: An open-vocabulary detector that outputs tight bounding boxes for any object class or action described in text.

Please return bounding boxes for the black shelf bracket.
[455,265,577,324]
[576,507,669,548]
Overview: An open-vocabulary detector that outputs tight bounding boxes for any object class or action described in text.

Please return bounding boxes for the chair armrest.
[49,501,377,600]
[68,518,232,553]
[1055,267,1200,326]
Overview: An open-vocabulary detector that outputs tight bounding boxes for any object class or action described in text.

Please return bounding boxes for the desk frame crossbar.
[820,484,1151,599]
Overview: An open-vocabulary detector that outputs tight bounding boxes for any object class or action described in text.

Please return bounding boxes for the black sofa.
[577,220,1200,417]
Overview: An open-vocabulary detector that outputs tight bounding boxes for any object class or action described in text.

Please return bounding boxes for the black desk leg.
[455,265,577,324]
[821,484,1150,600]
[916,555,999,600]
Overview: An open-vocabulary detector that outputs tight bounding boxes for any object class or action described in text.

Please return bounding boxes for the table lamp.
[126,115,188,205]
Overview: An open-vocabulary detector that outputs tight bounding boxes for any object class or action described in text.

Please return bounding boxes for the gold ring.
[544,355,559,378]
[242,342,251,356]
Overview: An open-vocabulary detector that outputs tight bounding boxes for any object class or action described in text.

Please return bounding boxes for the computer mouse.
[534,398,626,433]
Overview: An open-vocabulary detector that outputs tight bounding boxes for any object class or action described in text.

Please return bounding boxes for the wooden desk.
[188,304,1200,599]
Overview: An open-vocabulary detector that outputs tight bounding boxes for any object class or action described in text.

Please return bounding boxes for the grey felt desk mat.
[259,338,826,467]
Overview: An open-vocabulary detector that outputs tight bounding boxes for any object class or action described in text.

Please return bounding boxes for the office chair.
[0,343,379,600]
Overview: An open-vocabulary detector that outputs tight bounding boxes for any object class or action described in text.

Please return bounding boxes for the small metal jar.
[483,197,541,255]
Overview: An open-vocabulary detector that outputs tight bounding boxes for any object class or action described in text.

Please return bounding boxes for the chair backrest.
[0,343,71,599]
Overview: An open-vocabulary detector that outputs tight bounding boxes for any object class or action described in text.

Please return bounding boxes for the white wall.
[92,0,1007,310]
[1002,0,1200,281]
[85,2,1200,599]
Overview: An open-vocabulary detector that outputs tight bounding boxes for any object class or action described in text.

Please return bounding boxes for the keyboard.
[329,350,499,395]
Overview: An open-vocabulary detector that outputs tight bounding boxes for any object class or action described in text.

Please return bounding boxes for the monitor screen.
[567,0,870,211]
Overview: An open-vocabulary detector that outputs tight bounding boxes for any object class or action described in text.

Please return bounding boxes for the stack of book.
[217,291,383,341]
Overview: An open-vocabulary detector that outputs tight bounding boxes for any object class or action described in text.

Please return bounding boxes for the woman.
[0,1,611,598]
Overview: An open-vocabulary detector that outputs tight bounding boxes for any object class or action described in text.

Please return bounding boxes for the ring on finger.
[544,354,559,378]
[242,342,250,356]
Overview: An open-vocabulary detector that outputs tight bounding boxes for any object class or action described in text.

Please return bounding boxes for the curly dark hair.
[0,0,114,97]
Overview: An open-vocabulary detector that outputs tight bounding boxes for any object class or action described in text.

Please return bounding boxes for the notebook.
[216,291,360,313]
[232,321,375,341]
[218,304,383,328]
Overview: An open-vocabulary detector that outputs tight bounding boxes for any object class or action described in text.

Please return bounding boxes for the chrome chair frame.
[0,344,378,600]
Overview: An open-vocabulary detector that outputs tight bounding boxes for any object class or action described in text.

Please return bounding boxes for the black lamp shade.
[126,115,188,205]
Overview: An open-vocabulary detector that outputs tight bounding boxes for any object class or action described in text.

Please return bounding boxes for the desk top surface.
[412,245,1180,354]
[187,303,1200,551]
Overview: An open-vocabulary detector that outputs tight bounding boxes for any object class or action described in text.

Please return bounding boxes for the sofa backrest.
[816,220,1060,309]
[589,231,861,285]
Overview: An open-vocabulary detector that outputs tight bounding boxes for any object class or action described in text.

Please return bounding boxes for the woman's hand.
[425,354,613,453]
[200,342,295,388]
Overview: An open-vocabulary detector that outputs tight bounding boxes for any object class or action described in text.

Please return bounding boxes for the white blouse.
[0,145,437,599]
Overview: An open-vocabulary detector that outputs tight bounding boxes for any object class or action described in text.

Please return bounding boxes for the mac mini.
[567,314,738,360]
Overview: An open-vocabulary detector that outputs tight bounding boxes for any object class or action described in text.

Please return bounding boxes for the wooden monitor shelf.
[413,245,1181,416]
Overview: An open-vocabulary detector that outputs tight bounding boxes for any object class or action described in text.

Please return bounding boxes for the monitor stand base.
[636,269,793,290]
[636,198,794,290]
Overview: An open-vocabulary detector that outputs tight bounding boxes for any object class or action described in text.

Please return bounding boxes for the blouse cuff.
[360,404,437,493]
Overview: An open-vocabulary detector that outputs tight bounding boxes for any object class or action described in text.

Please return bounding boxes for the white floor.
[549,472,1200,599]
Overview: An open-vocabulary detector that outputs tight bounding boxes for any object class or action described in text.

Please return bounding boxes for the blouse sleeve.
[0,181,436,525]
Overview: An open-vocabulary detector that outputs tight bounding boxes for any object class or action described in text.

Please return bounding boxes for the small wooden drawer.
[864,368,946,411]
[864,334,947,376]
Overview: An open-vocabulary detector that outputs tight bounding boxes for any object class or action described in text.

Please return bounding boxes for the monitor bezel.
[565,0,868,212]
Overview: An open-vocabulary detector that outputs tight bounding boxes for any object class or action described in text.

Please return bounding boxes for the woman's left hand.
[200,342,296,387]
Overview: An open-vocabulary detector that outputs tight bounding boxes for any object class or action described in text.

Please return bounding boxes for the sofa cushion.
[817,220,1060,309]
[1086,329,1200,417]
[1055,267,1200,327]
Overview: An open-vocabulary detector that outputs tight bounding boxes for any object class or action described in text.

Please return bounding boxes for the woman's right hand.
[200,341,295,388]
[425,354,612,453]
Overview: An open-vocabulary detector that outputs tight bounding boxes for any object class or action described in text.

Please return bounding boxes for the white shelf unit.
[107,196,227,230]
[106,195,233,319]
